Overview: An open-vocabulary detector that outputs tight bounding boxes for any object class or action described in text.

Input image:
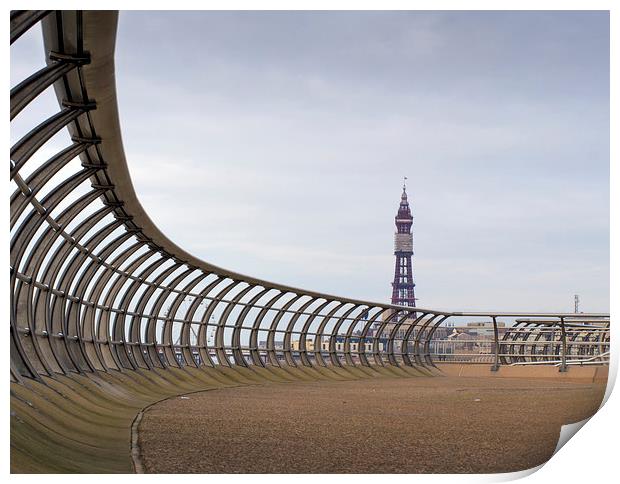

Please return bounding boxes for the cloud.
[11,11,608,313]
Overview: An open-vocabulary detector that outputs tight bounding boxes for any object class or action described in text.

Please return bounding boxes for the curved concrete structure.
[9,11,610,473]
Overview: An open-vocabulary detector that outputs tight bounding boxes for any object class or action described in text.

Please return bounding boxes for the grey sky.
[11,11,610,313]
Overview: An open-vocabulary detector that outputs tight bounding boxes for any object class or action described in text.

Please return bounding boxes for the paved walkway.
[138,375,605,473]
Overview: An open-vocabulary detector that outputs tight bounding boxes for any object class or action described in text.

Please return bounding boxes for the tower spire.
[391,179,417,314]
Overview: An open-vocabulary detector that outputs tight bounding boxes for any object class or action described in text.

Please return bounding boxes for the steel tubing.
[9,10,609,383]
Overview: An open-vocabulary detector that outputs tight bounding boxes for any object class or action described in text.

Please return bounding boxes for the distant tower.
[574,294,580,313]
[391,178,417,312]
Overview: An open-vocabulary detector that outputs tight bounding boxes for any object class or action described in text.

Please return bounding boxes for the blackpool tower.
[391,178,417,311]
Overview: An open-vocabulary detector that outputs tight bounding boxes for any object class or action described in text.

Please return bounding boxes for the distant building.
[464,321,506,337]
[258,340,284,350]
[290,337,384,353]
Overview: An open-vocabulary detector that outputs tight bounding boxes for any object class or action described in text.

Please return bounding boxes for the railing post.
[491,316,500,372]
[559,317,568,372]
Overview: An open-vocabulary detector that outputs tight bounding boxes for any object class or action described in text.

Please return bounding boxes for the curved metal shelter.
[9,11,610,473]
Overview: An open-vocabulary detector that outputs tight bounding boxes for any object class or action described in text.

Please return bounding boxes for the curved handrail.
[9,11,609,383]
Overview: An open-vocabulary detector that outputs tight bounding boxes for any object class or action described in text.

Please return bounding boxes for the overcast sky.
[11,11,610,313]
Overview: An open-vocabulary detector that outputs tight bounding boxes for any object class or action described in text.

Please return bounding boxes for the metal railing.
[9,11,610,384]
